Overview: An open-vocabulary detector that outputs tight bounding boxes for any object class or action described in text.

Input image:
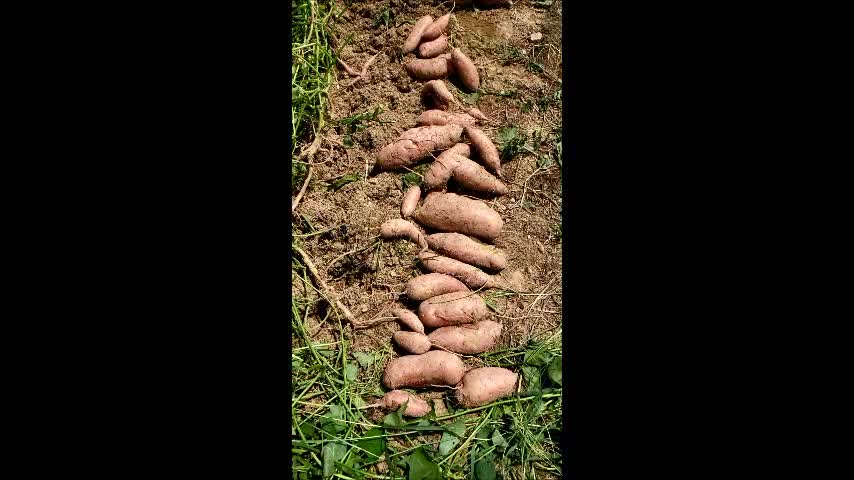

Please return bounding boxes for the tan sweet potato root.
[422,145,470,190]
[379,390,432,417]
[405,53,453,80]
[416,110,477,127]
[380,219,428,250]
[464,126,501,177]
[455,367,518,407]
[468,108,488,121]
[418,35,448,58]
[426,232,507,271]
[383,350,466,388]
[392,308,425,334]
[451,48,479,92]
[376,124,463,170]
[405,273,469,301]
[394,331,433,354]
[428,320,502,354]
[451,157,509,196]
[417,291,491,328]
[422,13,451,41]
[413,192,503,241]
[403,15,434,54]
[418,250,498,290]
[401,186,421,218]
[421,80,456,110]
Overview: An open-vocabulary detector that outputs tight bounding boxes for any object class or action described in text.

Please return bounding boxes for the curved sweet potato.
[421,80,456,110]
[421,13,451,41]
[417,290,491,328]
[464,126,501,177]
[392,308,425,334]
[417,250,498,289]
[452,157,509,195]
[455,367,518,407]
[403,15,434,54]
[418,35,448,58]
[428,320,502,354]
[376,124,463,170]
[416,110,477,127]
[413,192,503,241]
[451,48,479,91]
[401,185,421,218]
[383,350,466,389]
[405,273,469,301]
[393,331,432,354]
[426,232,507,271]
[422,145,470,190]
[405,53,453,80]
[380,219,428,250]
[381,390,431,417]
[468,108,488,121]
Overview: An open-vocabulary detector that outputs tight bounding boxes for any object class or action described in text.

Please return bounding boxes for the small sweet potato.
[380,390,431,417]
[418,35,448,58]
[417,290,491,328]
[451,48,479,91]
[464,126,501,176]
[405,53,454,80]
[401,185,421,218]
[413,192,503,241]
[376,124,463,170]
[421,80,456,110]
[416,110,477,127]
[426,232,507,271]
[383,350,466,389]
[380,219,428,250]
[455,367,518,407]
[468,108,488,121]
[451,157,509,196]
[393,331,432,354]
[428,320,502,354]
[417,250,498,290]
[422,145,470,190]
[392,308,425,334]
[403,15,434,54]
[421,13,451,41]
[405,273,469,301]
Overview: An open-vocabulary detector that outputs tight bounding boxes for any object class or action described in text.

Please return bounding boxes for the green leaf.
[322,442,347,478]
[474,458,496,480]
[524,348,552,367]
[321,404,347,434]
[344,361,359,381]
[353,351,374,368]
[548,356,562,386]
[407,447,441,480]
[491,429,507,447]
[332,173,361,190]
[352,395,367,409]
[445,418,466,437]
[356,427,386,460]
[383,409,405,428]
[401,171,422,188]
[521,365,541,392]
[438,431,460,457]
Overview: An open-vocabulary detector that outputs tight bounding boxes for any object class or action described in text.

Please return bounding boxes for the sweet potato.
[413,192,503,241]
[451,157,509,196]
[380,390,431,417]
[426,232,507,271]
[455,367,518,407]
[383,350,466,388]
[464,126,501,176]
[401,185,421,218]
[422,145,470,190]
[403,15,434,54]
[375,124,463,170]
[416,110,477,127]
[405,273,469,301]
[421,13,451,41]
[468,108,488,121]
[428,320,502,354]
[421,80,456,110]
[417,290,491,328]
[380,219,428,250]
[393,331,432,354]
[418,35,448,58]
[405,53,453,80]
[392,308,425,334]
[417,250,498,289]
[451,48,479,91]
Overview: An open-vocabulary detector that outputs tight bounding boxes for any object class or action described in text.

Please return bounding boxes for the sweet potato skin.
[403,15,434,54]
[464,126,501,176]
[428,320,502,354]
[380,219,428,250]
[451,48,479,91]
[413,192,503,242]
[418,250,498,289]
[382,390,431,417]
[421,13,451,41]
[468,108,488,121]
[383,350,466,389]
[422,145,471,190]
[421,80,455,110]
[376,124,463,170]
[417,290,491,328]
[401,186,421,218]
[405,273,469,301]
[392,308,425,334]
[405,53,453,80]
[416,110,477,127]
[455,367,518,407]
[394,331,433,354]
[451,157,509,196]
[426,232,507,271]
[418,35,448,58]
